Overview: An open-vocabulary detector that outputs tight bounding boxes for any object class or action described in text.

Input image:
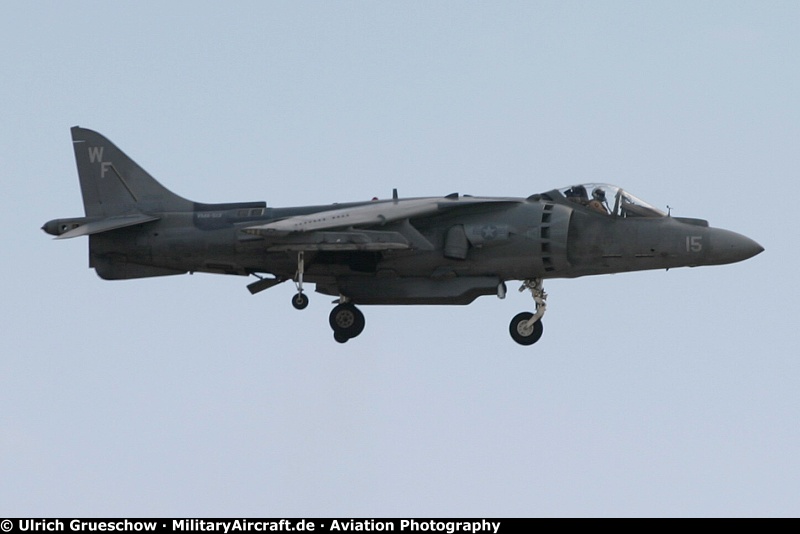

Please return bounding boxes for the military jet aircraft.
[44,127,763,344]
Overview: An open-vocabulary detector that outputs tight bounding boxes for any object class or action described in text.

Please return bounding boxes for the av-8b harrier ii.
[44,127,763,344]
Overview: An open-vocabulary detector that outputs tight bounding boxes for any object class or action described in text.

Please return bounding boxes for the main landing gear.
[509,278,547,346]
[287,251,365,343]
[329,300,365,343]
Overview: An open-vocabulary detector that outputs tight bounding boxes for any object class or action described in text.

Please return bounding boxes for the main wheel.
[334,332,350,344]
[292,293,309,310]
[509,312,544,346]
[329,303,366,339]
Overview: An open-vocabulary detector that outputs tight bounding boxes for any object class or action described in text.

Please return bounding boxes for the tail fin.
[71,126,194,217]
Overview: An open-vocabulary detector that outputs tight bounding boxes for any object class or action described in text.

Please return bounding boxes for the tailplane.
[71,126,194,217]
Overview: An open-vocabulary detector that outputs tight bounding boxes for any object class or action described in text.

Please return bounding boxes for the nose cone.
[709,228,764,265]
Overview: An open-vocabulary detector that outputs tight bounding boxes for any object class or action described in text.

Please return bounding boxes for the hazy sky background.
[1,1,797,517]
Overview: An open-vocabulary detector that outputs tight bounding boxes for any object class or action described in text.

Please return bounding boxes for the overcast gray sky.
[1,1,797,517]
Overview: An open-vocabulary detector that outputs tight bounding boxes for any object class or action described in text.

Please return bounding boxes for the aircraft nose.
[709,228,764,265]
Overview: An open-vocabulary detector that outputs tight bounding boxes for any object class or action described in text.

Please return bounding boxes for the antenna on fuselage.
[393,188,398,203]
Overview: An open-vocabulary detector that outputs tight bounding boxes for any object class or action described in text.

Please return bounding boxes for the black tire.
[509,312,544,346]
[334,332,350,344]
[291,293,309,310]
[329,303,366,339]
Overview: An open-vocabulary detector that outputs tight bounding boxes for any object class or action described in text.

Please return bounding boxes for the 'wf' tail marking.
[88,146,104,163]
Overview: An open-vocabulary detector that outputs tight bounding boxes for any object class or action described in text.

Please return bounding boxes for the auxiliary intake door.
[536,202,571,274]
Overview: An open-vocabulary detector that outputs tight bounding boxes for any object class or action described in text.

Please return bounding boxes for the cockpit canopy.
[557,183,666,218]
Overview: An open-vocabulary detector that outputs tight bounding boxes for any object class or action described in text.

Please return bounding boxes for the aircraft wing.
[243,196,519,232]
[241,196,521,252]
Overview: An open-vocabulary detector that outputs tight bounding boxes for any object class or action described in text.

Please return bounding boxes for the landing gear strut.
[509,278,547,346]
[329,299,365,343]
[291,251,309,310]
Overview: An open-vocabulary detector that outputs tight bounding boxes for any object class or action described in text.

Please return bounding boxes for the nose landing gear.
[509,278,547,346]
[509,311,544,345]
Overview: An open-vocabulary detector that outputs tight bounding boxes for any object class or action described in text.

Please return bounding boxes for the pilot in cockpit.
[587,187,609,214]
[566,185,609,214]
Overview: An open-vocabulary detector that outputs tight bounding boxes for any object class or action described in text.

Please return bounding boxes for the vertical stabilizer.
[71,126,194,217]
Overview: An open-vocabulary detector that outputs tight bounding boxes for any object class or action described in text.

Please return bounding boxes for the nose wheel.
[329,302,365,343]
[509,312,544,345]
[510,278,547,346]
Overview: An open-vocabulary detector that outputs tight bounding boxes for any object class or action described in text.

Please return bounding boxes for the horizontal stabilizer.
[54,214,160,239]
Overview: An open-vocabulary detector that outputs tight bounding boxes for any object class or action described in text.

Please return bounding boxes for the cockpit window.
[558,184,666,218]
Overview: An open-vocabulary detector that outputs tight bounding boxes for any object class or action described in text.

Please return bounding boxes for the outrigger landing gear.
[329,298,365,343]
[291,251,309,310]
[509,278,547,346]
[292,292,309,310]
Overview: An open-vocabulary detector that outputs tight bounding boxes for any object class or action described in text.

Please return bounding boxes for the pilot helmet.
[592,188,606,202]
